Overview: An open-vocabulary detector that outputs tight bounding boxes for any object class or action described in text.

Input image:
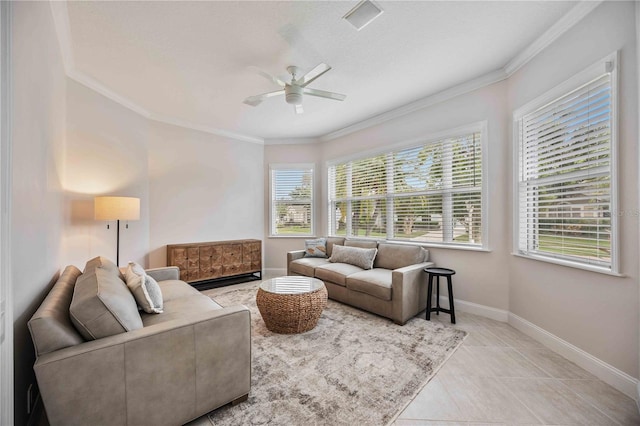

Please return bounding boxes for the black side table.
[424,267,456,324]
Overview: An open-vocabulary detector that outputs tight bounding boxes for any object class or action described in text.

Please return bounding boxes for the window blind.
[517,72,613,269]
[328,131,483,245]
[271,166,314,236]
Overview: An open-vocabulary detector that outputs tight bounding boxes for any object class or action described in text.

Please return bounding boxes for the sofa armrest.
[287,250,306,275]
[145,266,180,281]
[34,305,251,426]
[391,261,434,324]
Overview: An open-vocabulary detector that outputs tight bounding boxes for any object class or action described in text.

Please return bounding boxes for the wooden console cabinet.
[166,239,262,283]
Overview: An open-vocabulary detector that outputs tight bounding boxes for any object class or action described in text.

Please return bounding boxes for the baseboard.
[438,295,509,322]
[508,313,639,400]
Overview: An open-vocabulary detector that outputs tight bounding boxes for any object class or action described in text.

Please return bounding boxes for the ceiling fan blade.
[303,88,346,102]
[296,63,331,87]
[295,104,304,114]
[249,66,287,87]
[243,90,285,106]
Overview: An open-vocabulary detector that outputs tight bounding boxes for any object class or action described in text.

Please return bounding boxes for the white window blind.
[329,130,483,246]
[516,65,615,271]
[270,165,314,236]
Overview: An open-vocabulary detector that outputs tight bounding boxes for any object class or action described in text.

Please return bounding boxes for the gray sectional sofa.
[287,237,434,325]
[28,256,251,426]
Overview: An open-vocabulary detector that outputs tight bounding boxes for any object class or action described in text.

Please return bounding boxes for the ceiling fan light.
[343,0,383,31]
[285,85,303,105]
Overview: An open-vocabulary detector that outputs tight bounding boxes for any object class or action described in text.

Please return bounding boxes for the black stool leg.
[436,275,440,315]
[426,274,433,321]
[447,275,456,324]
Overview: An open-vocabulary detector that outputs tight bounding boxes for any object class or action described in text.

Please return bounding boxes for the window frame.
[269,163,315,238]
[327,122,488,250]
[512,52,619,275]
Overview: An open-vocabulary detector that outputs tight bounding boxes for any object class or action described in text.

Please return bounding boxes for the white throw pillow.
[329,245,378,270]
[304,238,328,258]
[125,262,163,314]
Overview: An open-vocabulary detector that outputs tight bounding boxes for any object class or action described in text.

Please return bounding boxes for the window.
[514,54,617,272]
[328,126,485,247]
[270,164,314,236]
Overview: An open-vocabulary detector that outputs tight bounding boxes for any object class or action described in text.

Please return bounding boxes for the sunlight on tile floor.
[395,311,640,426]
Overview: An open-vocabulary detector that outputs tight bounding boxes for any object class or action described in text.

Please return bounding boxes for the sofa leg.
[231,394,249,406]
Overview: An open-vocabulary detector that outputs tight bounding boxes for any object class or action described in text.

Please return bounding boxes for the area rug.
[203,282,466,426]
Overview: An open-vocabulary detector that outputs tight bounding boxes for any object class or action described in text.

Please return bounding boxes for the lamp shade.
[94,196,140,221]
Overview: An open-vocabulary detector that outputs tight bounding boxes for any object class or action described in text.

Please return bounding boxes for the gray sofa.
[287,237,434,325]
[28,256,251,426]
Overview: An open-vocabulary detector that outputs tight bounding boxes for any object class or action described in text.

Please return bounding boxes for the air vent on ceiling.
[342,0,383,31]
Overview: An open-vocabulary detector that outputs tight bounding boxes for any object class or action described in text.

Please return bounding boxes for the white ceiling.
[62,1,579,142]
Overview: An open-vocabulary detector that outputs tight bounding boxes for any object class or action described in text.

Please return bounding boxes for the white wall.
[63,79,150,268]
[508,0,639,379]
[10,3,66,424]
[148,121,264,268]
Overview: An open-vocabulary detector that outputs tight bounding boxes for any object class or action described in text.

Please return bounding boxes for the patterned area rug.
[204,282,466,426]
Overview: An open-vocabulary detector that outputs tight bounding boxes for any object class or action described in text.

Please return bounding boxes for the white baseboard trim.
[438,295,509,322]
[508,313,639,400]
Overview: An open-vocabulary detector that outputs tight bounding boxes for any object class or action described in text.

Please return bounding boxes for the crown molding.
[148,112,264,145]
[49,1,264,145]
[50,0,599,146]
[504,1,603,76]
[264,137,320,146]
[321,68,507,142]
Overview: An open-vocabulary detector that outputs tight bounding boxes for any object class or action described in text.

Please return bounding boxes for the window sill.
[511,252,624,277]
[327,236,491,252]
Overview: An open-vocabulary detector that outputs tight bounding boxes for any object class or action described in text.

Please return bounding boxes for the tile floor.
[36,275,639,426]
[395,311,640,426]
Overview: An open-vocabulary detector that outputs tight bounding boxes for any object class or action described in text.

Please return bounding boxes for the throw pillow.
[125,262,164,314]
[329,245,378,270]
[304,238,327,258]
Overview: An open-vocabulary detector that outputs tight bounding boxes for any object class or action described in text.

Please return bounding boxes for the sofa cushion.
[83,256,124,280]
[374,243,427,270]
[345,239,378,249]
[326,237,345,257]
[329,245,378,270]
[304,238,328,258]
[290,257,331,276]
[157,279,202,302]
[125,262,163,314]
[28,265,85,356]
[346,269,393,301]
[140,295,222,327]
[315,262,364,286]
[70,265,143,340]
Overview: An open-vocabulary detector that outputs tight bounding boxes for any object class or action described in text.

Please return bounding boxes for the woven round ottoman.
[256,276,328,334]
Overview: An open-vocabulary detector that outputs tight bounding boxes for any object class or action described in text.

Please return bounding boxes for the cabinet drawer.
[222,264,241,277]
[187,246,199,269]
[169,247,188,270]
[222,244,242,264]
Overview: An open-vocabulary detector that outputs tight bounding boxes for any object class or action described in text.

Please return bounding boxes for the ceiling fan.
[243,63,346,114]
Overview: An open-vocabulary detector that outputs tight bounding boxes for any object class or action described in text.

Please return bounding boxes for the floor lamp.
[94,196,140,266]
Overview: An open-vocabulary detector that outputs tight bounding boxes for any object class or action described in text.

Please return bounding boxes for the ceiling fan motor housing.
[285,84,303,105]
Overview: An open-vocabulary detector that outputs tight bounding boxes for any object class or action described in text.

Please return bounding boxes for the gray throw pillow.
[125,262,163,314]
[329,245,378,270]
[304,238,327,258]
